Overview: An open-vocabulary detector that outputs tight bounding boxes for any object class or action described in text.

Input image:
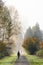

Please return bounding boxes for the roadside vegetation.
[26,54,43,65]
[0,54,17,65]
[23,23,43,58]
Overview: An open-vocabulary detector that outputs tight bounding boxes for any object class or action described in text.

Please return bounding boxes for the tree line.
[23,23,43,57]
[0,0,21,59]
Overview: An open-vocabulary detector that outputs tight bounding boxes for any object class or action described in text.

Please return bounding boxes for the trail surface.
[14,56,30,65]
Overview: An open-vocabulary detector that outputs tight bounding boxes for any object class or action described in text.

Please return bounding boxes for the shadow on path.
[14,56,30,65]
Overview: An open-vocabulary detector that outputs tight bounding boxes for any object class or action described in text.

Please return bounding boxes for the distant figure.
[17,51,20,59]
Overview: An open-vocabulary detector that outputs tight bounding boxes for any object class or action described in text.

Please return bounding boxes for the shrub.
[36,49,43,58]
[0,41,9,59]
[23,37,39,55]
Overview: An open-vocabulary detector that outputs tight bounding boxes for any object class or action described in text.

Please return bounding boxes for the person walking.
[17,51,20,59]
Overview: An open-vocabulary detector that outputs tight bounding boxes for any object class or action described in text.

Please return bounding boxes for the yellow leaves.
[23,37,39,49]
[31,37,39,44]
[24,37,39,45]
[40,42,43,49]
[23,37,43,51]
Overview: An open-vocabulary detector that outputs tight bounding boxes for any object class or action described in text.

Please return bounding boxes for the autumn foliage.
[40,42,43,49]
[23,37,40,54]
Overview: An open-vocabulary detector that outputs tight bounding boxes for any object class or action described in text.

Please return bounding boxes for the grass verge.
[0,54,17,65]
[26,54,43,65]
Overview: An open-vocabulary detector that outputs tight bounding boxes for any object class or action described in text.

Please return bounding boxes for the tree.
[25,27,33,38]
[23,37,39,54]
[0,0,4,7]
[0,0,12,41]
[9,6,21,36]
[32,23,42,41]
[24,23,42,41]
[0,0,12,57]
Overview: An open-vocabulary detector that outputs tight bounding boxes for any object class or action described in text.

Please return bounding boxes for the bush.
[23,37,39,55]
[27,42,37,54]
[36,49,43,57]
[0,41,9,59]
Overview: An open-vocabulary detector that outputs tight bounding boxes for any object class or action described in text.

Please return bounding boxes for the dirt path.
[14,56,30,65]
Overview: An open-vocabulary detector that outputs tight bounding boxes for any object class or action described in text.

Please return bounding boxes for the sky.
[3,0,43,33]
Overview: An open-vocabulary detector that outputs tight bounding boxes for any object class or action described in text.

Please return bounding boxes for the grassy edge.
[26,54,43,65]
[0,54,17,65]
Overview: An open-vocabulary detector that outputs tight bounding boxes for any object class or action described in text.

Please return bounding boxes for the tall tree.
[0,0,13,56]
[9,6,21,36]
[25,27,33,38]
[24,23,42,41]
[0,0,12,41]
[32,23,42,41]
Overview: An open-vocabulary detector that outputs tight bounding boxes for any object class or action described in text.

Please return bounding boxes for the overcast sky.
[4,0,43,33]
